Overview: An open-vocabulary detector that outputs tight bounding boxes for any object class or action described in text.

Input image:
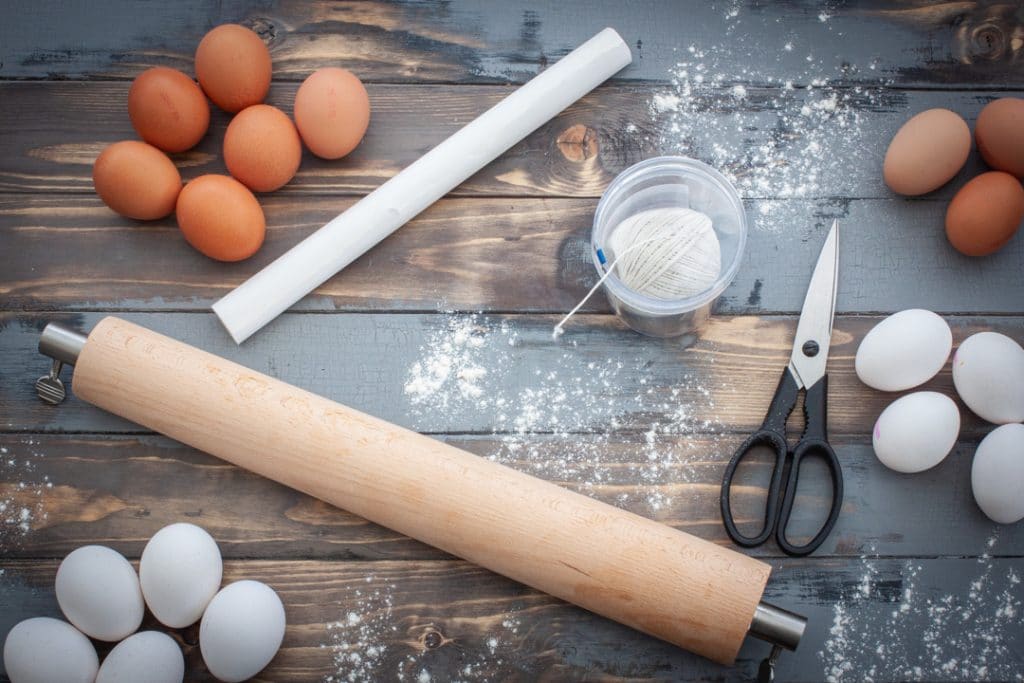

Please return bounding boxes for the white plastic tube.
[213,28,633,343]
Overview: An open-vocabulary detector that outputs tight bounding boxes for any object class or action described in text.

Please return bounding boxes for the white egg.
[200,580,286,682]
[140,523,222,628]
[872,391,960,473]
[971,423,1024,524]
[952,332,1024,424]
[3,617,98,683]
[855,309,952,391]
[55,545,144,641]
[96,631,184,683]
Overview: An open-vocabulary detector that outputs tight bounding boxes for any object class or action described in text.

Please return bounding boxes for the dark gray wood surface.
[2,1,1022,88]
[3,557,1022,682]
[2,2,1023,682]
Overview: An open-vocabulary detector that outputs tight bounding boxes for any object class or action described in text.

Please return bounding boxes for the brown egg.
[195,24,272,113]
[128,67,210,152]
[976,97,1024,179]
[946,171,1024,256]
[883,109,971,196]
[176,175,266,261]
[93,141,182,220]
[293,68,370,159]
[223,105,302,192]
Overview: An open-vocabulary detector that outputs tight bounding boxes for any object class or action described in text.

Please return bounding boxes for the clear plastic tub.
[591,156,747,337]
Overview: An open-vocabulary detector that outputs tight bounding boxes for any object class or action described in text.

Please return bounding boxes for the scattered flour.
[647,29,893,232]
[405,316,499,409]
[0,441,52,548]
[819,534,1024,682]
[323,577,398,683]
[402,313,726,512]
[322,572,524,682]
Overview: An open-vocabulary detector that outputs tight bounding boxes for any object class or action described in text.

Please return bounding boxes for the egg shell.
[3,617,98,683]
[223,104,302,192]
[128,67,210,152]
[855,309,952,391]
[139,522,223,628]
[872,391,960,473]
[93,140,182,220]
[195,24,272,113]
[945,171,1024,256]
[293,67,371,159]
[96,631,184,683]
[975,97,1024,178]
[883,108,971,196]
[200,580,286,682]
[55,545,145,641]
[952,331,1024,424]
[972,423,1024,524]
[175,175,266,262]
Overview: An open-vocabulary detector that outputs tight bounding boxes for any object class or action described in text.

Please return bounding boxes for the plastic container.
[591,156,747,337]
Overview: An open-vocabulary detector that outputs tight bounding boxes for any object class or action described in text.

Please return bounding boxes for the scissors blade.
[788,220,839,390]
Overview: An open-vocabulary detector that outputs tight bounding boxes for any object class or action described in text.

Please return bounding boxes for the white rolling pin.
[213,28,633,344]
[37,318,806,669]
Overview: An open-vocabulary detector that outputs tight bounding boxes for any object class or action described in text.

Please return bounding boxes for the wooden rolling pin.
[36,317,805,667]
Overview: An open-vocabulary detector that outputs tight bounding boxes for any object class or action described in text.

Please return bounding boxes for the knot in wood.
[556,124,599,162]
[422,629,444,649]
[969,22,1007,61]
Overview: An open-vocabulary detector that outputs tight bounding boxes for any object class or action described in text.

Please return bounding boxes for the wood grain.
[1,312,1019,437]
[1,1,1021,87]
[0,433,1019,562]
[2,195,1022,315]
[2,557,1022,682]
[0,82,1005,199]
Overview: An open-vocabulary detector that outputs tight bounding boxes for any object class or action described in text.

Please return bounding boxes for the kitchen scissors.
[720,220,843,557]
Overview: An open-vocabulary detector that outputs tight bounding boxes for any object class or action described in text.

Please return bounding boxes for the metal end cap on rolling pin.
[749,601,807,652]
[39,322,87,366]
[36,322,88,405]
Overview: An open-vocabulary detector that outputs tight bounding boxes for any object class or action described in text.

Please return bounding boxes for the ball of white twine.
[553,207,722,337]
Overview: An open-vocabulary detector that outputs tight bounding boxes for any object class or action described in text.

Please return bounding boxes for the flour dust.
[0,440,53,551]
[819,534,1024,682]
[403,313,726,512]
[321,573,525,683]
[645,6,892,232]
[323,576,398,683]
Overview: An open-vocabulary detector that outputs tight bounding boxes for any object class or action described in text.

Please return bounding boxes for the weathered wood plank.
[0,433,1018,561]
[0,82,1006,200]
[2,557,1022,682]
[1,312,1017,438]
[2,196,1022,315]
[1,1,1021,88]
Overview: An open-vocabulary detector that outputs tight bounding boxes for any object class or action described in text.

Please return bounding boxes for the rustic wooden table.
[2,2,1023,681]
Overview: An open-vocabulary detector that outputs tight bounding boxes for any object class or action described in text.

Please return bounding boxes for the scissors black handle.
[776,375,843,555]
[720,369,843,557]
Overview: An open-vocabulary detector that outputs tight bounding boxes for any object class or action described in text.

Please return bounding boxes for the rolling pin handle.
[757,645,782,683]
[36,322,88,404]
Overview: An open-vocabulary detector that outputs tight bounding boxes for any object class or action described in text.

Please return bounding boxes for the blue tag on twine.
[596,248,607,265]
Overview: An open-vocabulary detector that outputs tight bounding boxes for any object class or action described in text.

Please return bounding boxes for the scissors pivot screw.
[801,340,819,357]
